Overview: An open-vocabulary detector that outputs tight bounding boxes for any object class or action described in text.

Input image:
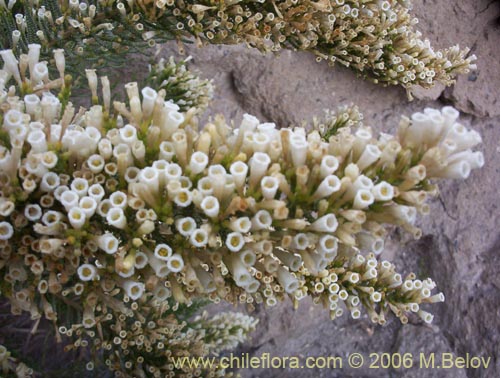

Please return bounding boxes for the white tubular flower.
[258,122,277,134]
[197,177,213,196]
[27,130,47,153]
[122,281,145,301]
[88,184,105,203]
[357,144,381,171]
[97,233,119,254]
[200,196,219,218]
[353,189,374,209]
[167,254,185,273]
[85,69,98,99]
[124,166,141,184]
[230,217,252,233]
[253,132,270,152]
[109,191,128,209]
[289,134,308,167]
[245,279,260,293]
[87,154,105,174]
[190,228,209,247]
[174,189,193,207]
[175,217,197,236]
[442,106,460,129]
[27,43,41,75]
[133,141,147,162]
[208,164,226,177]
[113,142,133,163]
[60,190,79,211]
[251,210,272,231]
[106,208,127,229]
[40,238,63,254]
[261,176,279,199]
[24,94,40,115]
[159,141,175,161]
[356,232,384,255]
[0,49,21,83]
[230,161,248,190]
[70,178,89,197]
[118,265,136,279]
[313,175,341,200]
[372,181,394,201]
[137,219,155,235]
[33,61,48,83]
[291,233,309,250]
[53,48,65,78]
[3,109,23,130]
[440,160,471,179]
[195,266,216,293]
[40,151,58,169]
[273,249,302,271]
[154,243,172,261]
[165,163,182,182]
[40,172,60,192]
[226,255,252,287]
[226,232,245,252]
[405,113,429,146]
[119,124,138,145]
[148,254,170,277]
[79,196,98,218]
[166,180,182,197]
[153,285,171,301]
[249,152,271,185]
[276,266,299,294]
[42,211,63,226]
[239,249,257,267]
[317,235,338,256]
[241,113,259,131]
[0,200,13,218]
[447,150,485,170]
[445,123,476,150]
[97,138,112,159]
[141,86,157,118]
[310,214,338,233]
[0,221,13,240]
[189,151,209,174]
[320,155,339,178]
[77,264,97,281]
[163,111,185,137]
[24,204,42,221]
[418,310,434,324]
[68,207,86,229]
[370,291,382,303]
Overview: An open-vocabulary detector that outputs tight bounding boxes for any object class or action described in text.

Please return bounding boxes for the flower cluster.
[0,44,484,343]
[146,56,214,113]
[60,297,256,377]
[0,45,258,377]
[0,344,33,378]
[0,0,475,90]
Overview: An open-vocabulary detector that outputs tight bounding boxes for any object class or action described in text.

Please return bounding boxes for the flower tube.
[97,233,119,255]
[77,264,97,281]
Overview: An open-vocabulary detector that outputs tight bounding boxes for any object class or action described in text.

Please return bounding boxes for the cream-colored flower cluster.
[191,310,259,356]
[0,46,483,333]
[146,56,214,113]
[59,296,255,377]
[0,0,475,90]
[0,45,257,377]
[0,343,33,378]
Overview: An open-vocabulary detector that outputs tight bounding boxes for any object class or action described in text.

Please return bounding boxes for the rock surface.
[153,1,500,377]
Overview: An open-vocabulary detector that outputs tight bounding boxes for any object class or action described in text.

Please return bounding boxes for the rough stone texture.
[145,1,499,377]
